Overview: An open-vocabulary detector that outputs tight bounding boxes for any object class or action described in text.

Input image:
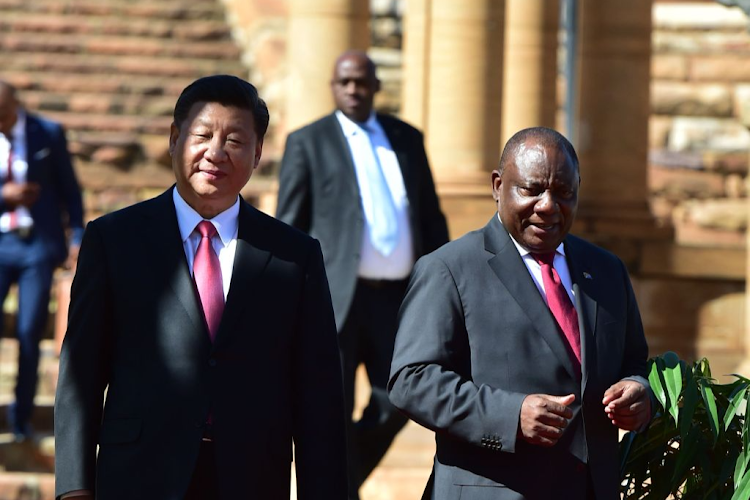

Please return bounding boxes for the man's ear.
[253,138,264,169]
[491,170,502,201]
[168,123,179,157]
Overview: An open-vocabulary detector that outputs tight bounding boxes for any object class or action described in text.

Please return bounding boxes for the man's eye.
[520,186,541,196]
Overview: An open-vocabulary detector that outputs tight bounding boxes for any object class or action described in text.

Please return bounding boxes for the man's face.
[493,140,579,254]
[0,88,18,137]
[169,101,262,218]
[330,56,380,123]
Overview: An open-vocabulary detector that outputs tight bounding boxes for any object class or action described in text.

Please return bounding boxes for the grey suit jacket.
[54,188,348,499]
[276,113,448,329]
[388,216,650,500]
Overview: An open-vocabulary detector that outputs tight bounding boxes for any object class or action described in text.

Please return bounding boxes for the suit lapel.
[144,189,207,345]
[212,201,272,350]
[326,114,361,201]
[484,217,579,380]
[23,117,42,183]
[565,238,598,395]
[379,115,415,203]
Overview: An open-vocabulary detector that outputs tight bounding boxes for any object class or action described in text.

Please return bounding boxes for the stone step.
[43,111,173,135]
[0,0,226,21]
[3,70,200,97]
[0,52,246,79]
[21,91,177,117]
[0,471,54,499]
[0,13,233,41]
[0,32,242,60]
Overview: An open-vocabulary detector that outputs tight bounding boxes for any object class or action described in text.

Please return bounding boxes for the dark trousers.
[184,440,218,500]
[0,233,54,435]
[339,278,410,500]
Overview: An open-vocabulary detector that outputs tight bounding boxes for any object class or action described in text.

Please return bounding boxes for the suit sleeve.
[48,122,85,246]
[292,239,348,499]
[54,221,113,497]
[413,131,449,253]
[388,254,527,454]
[618,260,652,404]
[276,132,312,232]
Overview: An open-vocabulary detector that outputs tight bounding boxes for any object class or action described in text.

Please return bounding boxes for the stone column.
[404,0,504,237]
[425,0,505,183]
[286,0,370,131]
[401,0,431,131]
[574,0,652,219]
[501,0,559,145]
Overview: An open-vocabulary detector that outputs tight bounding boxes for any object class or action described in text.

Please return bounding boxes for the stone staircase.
[0,0,250,218]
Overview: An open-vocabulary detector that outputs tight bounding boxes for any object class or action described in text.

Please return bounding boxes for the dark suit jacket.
[54,188,348,499]
[276,113,448,329]
[388,216,650,500]
[0,112,83,264]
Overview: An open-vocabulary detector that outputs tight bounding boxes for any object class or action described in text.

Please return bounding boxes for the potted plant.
[619,352,750,500]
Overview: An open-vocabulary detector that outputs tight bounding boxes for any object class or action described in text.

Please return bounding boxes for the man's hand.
[1,181,40,208]
[518,393,575,447]
[602,380,651,431]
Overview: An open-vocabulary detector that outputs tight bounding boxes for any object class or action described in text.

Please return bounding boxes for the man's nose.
[205,138,228,162]
[535,191,558,213]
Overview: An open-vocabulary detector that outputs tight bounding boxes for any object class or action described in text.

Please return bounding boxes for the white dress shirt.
[502,217,576,307]
[0,110,34,232]
[335,110,414,280]
[173,188,238,299]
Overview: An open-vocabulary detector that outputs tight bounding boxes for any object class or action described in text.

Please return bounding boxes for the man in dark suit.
[277,50,449,498]
[54,75,348,499]
[389,127,652,499]
[0,81,83,440]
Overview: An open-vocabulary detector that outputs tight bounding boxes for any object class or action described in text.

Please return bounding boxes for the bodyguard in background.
[0,80,83,440]
[277,50,448,498]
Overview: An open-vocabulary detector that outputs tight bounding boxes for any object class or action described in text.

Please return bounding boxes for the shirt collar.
[335,110,378,137]
[1,109,25,145]
[497,213,566,258]
[173,187,240,247]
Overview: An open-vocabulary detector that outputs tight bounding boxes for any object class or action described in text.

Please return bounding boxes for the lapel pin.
[583,272,593,280]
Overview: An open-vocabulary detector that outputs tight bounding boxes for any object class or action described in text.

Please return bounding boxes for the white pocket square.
[33,148,50,160]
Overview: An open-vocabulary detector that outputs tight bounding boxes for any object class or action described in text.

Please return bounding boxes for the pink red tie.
[533,252,582,378]
[194,221,224,342]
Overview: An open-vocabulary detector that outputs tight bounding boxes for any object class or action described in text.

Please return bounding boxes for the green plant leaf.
[725,385,748,432]
[701,380,721,444]
[650,357,668,411]
[731,467,750,500]
[672,425,700,485]
[735,448,750,489]
[661,352,683,425]
[681,365,700,438]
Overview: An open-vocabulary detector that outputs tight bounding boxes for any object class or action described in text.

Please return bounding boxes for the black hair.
[173,75,269,138]
[498,127,579,176]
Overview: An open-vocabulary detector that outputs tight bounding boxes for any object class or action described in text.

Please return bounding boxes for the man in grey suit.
[55,75,347,499]
[389,127,652,499]
[277,50,448,497]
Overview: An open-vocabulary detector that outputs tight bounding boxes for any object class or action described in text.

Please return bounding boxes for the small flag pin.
[583,272,593,280]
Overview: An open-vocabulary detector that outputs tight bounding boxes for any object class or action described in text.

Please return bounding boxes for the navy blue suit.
[0,112,83,435]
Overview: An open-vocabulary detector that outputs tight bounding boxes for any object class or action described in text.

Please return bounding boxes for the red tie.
[194,221,224,342]
[533,252,582,377]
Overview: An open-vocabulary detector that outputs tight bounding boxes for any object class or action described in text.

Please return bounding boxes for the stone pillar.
[574,0,651,220]
[417,0,505,238]
[286,0,370,131]
[501,0,559,145]
[426,0,505,187]
[401,0,431,131]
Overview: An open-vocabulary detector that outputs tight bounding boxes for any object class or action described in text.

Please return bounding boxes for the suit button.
[208,359,217,367]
